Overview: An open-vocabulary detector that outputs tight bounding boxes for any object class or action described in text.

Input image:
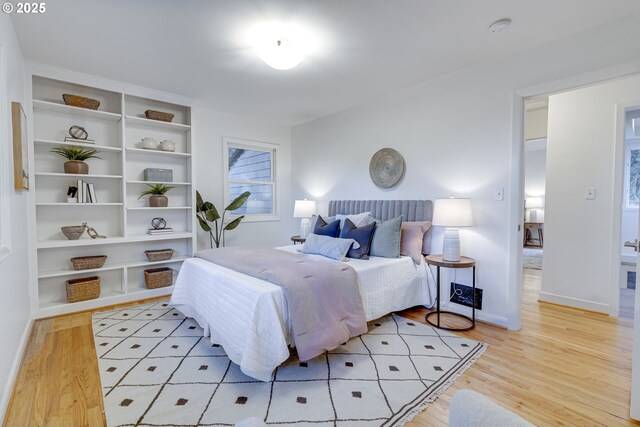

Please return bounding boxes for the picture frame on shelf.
[12,101,29,190]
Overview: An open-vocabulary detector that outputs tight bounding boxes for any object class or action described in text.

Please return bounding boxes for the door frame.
[610,101,640,318]
[508,60,640,330]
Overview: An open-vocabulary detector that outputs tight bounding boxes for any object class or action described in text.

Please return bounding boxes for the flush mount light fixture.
[248,22,317,71]
[489,18,512,33]
[258,37,304,70]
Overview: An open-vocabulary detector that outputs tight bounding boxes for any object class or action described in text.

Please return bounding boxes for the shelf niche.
[31,74,195,318]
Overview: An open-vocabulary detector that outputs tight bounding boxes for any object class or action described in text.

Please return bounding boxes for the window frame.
[222,136,279,222]
[623,139,640,211]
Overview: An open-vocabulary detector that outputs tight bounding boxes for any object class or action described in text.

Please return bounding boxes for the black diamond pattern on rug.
[93,300,486,427]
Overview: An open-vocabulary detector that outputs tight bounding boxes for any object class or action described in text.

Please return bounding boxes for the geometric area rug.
[92,300,486,427]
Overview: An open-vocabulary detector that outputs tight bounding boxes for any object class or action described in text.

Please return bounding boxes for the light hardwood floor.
[3,269,640,426]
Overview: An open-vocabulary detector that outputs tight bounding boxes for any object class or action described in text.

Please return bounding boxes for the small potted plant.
[138,183,174,207]
[50,146,101,174]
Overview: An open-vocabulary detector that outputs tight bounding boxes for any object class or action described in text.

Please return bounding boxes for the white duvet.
[169,245,435,381]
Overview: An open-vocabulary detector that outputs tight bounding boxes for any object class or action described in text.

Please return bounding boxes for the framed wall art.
[12,101,29,190]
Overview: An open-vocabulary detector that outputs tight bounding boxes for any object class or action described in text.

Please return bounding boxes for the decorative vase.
[160,139,175,152]
[64,160,88,174]
[149,195,168,207]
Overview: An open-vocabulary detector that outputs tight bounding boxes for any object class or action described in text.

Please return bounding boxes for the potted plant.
[138,183,174,207]
[50,146,101,174]
[196,190,250,248]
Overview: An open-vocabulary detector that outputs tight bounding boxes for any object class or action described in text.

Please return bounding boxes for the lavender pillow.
[400,221,432,263]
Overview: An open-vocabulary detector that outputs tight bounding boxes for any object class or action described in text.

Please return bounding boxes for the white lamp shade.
[525,197,543,208]
[293,200,316,218]
[432,198,473,227]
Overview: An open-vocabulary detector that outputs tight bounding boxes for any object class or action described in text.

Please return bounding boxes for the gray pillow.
[300,233,359,261]
[369,215,403,258]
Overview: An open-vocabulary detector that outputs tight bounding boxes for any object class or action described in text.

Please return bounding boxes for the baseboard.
[539,291,609,313]
[0,316,33,424]
[439,302,508,328]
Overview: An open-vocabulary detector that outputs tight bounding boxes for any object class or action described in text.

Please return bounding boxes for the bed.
[170,200,436,381]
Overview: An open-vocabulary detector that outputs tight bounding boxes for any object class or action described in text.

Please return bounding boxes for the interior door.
[631,219,640,419]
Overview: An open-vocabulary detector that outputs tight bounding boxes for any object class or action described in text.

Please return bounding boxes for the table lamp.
[432,197,473,262]
[293,199,316,238]
[525,197,543,222]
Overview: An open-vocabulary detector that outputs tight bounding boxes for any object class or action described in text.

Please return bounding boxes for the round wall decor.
[369,148,405,188]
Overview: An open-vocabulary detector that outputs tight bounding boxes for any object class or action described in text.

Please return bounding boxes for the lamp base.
[442,228,461,262]
[300,217,311,239]
[529,209,538,222]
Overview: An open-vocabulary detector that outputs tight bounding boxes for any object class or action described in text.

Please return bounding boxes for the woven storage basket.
[144,249,174,262]
[70,255,107,270]
[144,109,174,122]
[144,267,173,289]
[62,94,100,110]
[66,276,101,303]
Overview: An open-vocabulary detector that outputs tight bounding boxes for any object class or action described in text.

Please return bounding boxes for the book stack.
[76,179,98,203]
[64,137,95,144]
[148,227,174,236]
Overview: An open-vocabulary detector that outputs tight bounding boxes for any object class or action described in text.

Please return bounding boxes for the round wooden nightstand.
[290,235,306,244]
[425,254,477,331]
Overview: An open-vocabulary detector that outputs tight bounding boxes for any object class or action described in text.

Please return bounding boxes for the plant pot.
[64,160,88,174]
[149,195,168,207]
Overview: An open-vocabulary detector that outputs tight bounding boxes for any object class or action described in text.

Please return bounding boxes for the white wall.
[543,75,640,312]
[524,148,546,222]
[291,13,640,327]
[192,107,294,250]
[0,13,30,421]
[524,149,546,197]
[524,106,548,141]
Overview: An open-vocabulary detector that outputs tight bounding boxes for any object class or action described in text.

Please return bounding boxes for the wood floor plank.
[3,271,640,426]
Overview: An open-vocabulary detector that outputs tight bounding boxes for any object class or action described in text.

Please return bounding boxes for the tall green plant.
[196,190,250,248]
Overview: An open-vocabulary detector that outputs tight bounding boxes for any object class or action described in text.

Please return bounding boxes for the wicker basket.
[61,225,86,240]
[144,267,173,289]
[62,94,100,110]
[145,109,174,122]
[66,276,101,303]
[144,249,174,262]
[70,255,107,270]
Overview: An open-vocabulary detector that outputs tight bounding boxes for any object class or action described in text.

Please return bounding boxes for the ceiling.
[11,1,640,126]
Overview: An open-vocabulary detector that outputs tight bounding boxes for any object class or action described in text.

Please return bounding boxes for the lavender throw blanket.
[195,247,367,361]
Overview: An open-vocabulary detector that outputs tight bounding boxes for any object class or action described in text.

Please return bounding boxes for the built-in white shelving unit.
[29,74,195,318]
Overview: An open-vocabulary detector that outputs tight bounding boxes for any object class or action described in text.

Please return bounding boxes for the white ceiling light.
[489,18,512,33]
[258,37,304,70]
[248,22,317,71]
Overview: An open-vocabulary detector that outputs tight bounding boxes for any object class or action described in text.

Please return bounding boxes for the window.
[624,141,640,209]
[223,137,278,220]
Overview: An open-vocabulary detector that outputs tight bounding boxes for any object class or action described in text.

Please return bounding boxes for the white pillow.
[335,212,371,228]
[300,233,359,261]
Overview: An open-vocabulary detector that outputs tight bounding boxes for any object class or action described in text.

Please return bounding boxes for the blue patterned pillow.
[301,233,358,261]
[313,215,340,237]
[339,218,377,260]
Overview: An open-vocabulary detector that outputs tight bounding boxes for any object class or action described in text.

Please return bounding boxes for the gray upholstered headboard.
[328,200,433,254]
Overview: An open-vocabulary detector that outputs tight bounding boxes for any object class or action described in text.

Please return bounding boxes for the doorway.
[520,98,548,304]
[619,108,640,320]
[512,75,640,421]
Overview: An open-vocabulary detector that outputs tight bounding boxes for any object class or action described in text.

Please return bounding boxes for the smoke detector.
[489,18,512,33]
